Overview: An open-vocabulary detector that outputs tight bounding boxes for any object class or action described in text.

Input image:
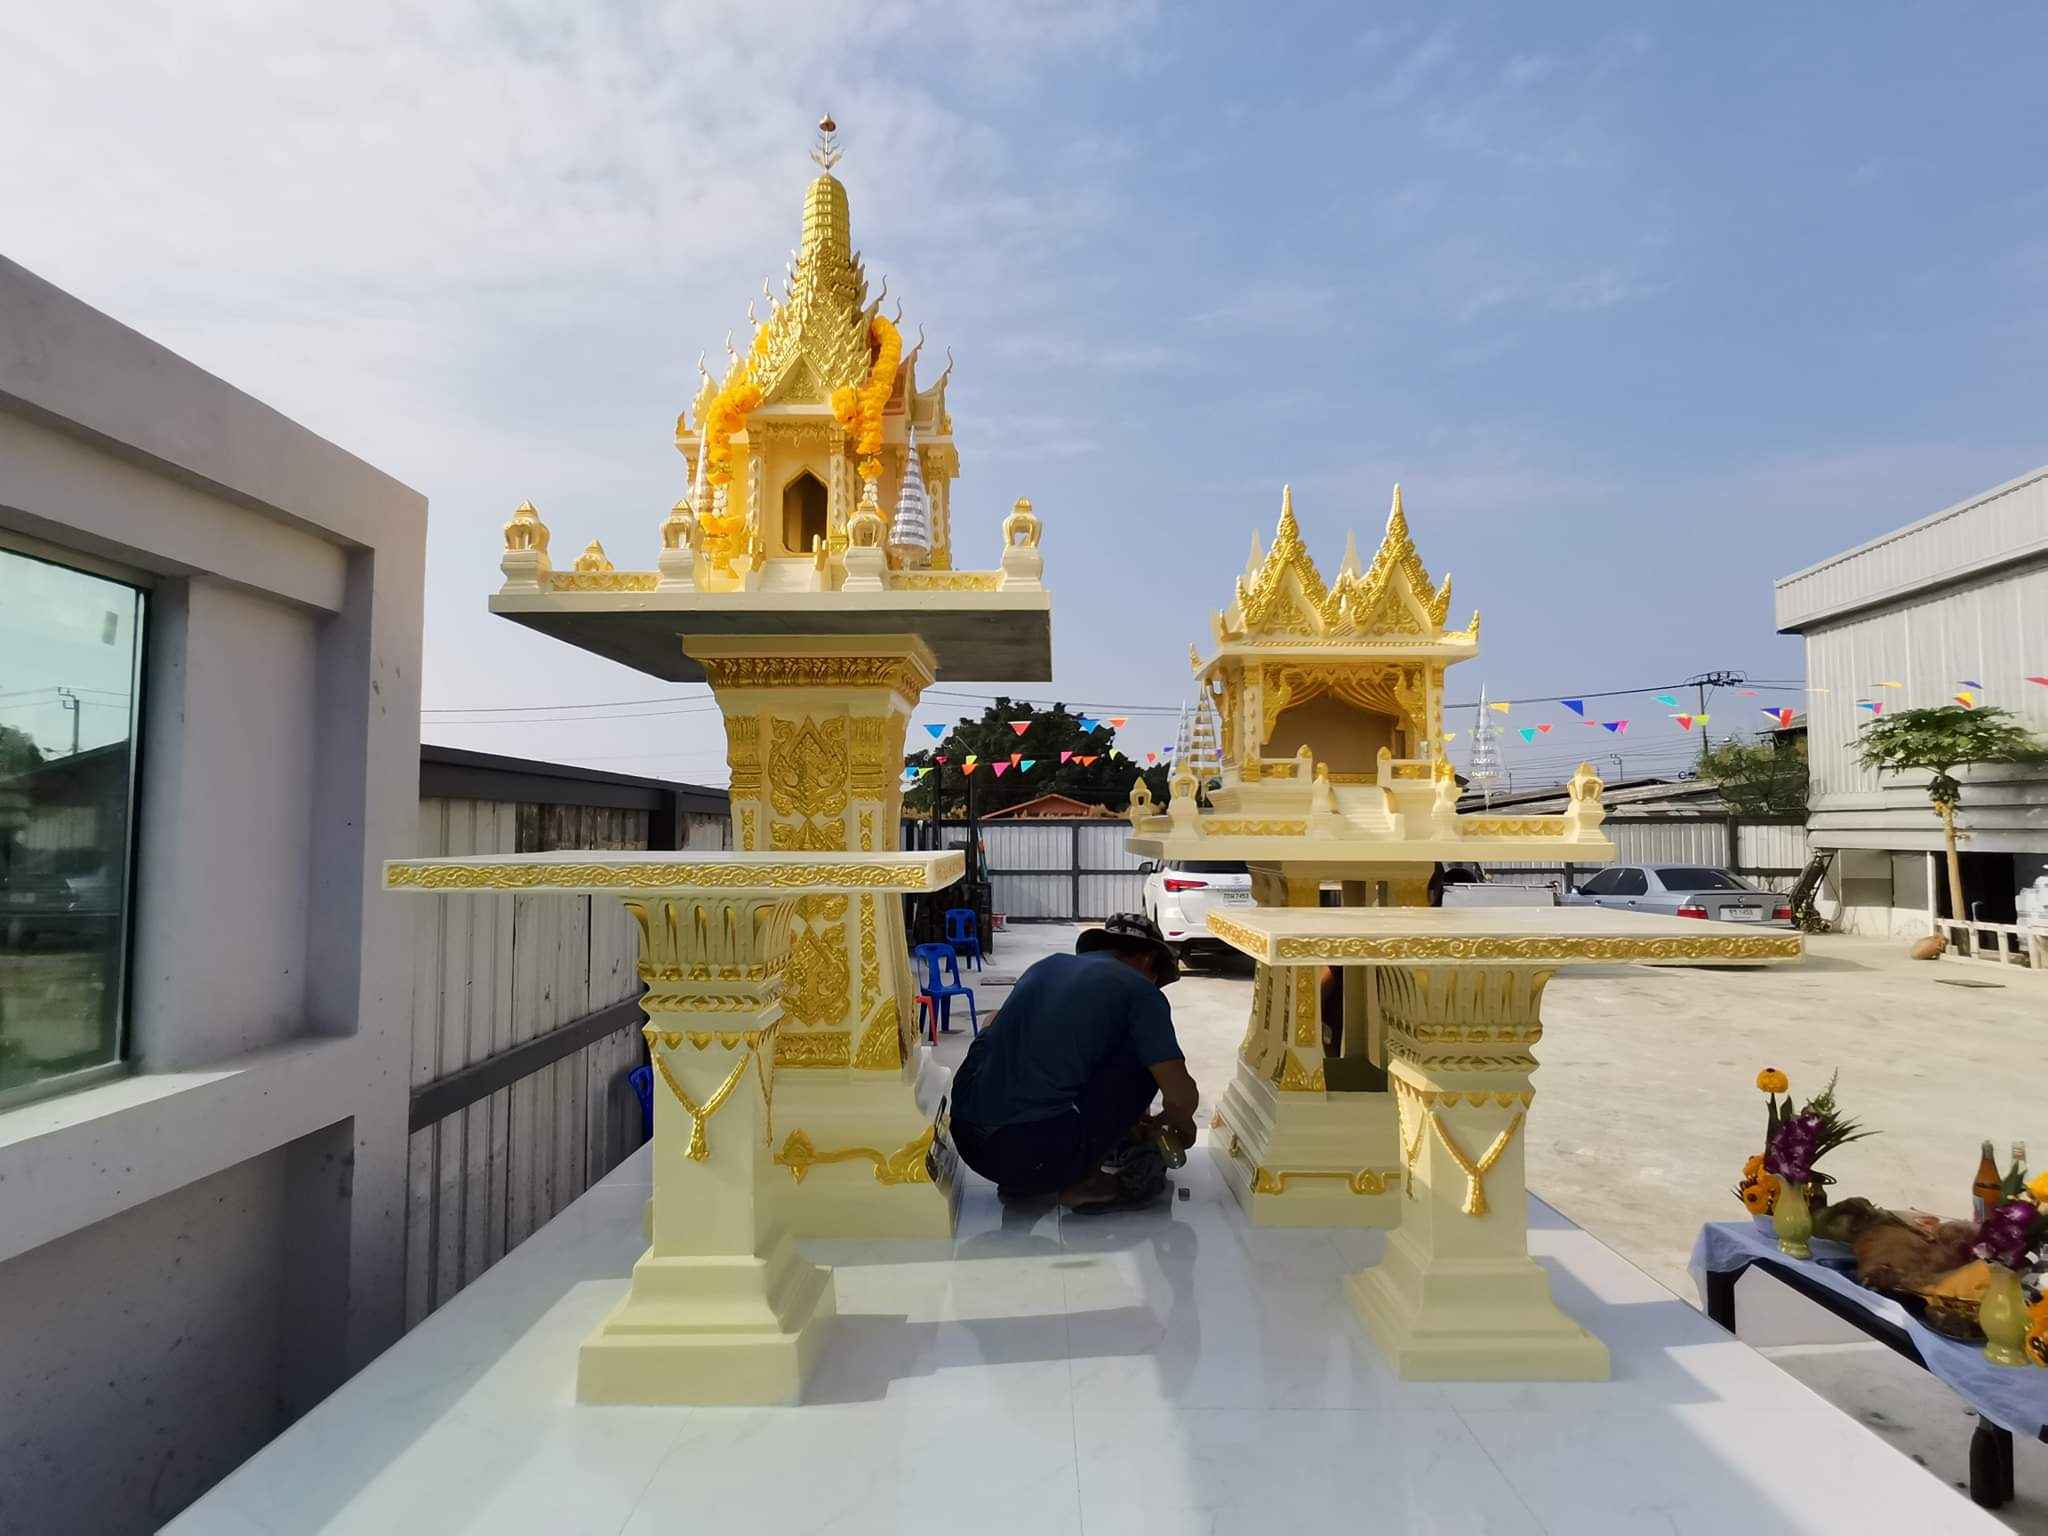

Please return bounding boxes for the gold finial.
[502,500,550,557]
[812,114,843,172]
[1190,642,1203,674]
[1388,482,1407,534]
[575,539,614,573]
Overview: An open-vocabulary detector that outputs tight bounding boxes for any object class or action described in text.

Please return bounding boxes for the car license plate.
[1224,891,1253,905]
[1725,907,1761,922]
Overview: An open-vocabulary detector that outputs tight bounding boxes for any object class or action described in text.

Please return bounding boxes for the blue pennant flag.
[1561,699,1585,716]
[923,723,946,739]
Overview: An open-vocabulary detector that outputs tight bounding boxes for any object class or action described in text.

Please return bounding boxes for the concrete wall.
[0,257,425,1535]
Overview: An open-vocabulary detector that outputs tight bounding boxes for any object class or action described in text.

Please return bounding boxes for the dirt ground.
[937,923,2048,1529]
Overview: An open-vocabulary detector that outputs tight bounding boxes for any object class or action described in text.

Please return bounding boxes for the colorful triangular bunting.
[1654,694,1679,708]
[924,723,946,739]
[1518,727,1538,743]
[1009,721,1030,735]
[1561,699,1584,716]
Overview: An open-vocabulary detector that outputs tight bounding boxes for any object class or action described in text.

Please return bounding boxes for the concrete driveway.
[936,921,2048,1527]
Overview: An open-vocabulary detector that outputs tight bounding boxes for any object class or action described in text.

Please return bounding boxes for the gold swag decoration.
[697,326,774,538]
[829,314,901,481]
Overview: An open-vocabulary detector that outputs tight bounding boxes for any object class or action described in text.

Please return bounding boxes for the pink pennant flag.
[2028,676,2048,687]
[1060,750,1073,763]
[1009,721,1030,735]
[1602,720,1629,734]
[935,755,947,764]
[1536,723,1552,735]
[991,761,1009,777]
[1738,689,1758,696]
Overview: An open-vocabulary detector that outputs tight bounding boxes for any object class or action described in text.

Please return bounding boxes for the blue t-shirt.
[951,951,1183,1128]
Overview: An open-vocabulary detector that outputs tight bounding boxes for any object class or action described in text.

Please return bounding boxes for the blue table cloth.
[1692,1219,2048,1440]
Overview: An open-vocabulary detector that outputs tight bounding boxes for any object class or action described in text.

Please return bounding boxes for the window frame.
[1610,868,1649,897]
[0,528,152,1113]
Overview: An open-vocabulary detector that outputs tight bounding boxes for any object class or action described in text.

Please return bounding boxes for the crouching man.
[947,913,1199,1213]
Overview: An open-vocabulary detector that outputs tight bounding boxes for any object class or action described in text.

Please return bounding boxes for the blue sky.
[4,2,2043,786]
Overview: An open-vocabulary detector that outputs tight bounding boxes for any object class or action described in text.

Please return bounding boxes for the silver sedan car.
[1561,865,1791,926]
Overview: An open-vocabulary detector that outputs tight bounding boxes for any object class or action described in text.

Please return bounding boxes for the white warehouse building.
[1775,465,2048,939]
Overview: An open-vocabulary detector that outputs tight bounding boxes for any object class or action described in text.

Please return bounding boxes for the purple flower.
[1973,1201,2041,1271]
[1766,1114,1823,1186]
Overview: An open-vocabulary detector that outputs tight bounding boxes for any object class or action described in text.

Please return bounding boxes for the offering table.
[1207,904,1801,1381]
[386,849,963,1405]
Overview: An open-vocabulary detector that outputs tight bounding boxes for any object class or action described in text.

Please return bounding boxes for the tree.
[0,724,41,778]
[1852,705,2048,923]
[1697,737,1808,816]
[901,698,1170,819]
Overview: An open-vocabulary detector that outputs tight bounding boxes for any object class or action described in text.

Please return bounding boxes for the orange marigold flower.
[1743,1153,1765,1179]
[1741,1182,1773,1215]
[1756,1068,1788,1094]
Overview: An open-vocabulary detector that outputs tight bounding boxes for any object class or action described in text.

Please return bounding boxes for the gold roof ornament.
[502,500,550,557]
[575,540,615,573]
[1217,484,1475,644]
[745,115,874,405]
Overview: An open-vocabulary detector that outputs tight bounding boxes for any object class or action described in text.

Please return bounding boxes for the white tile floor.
[169,1144,2002,1535]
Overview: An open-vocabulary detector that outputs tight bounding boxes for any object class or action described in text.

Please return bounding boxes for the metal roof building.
[1775,465,2048,936]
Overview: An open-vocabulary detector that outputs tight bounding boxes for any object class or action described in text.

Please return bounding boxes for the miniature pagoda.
[1128,485,1618,1227]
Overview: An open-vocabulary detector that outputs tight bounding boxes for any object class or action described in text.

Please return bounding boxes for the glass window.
[1576,869,1620,895]
[0,545,145,1105]
[1656,868,1745,891]
[1172,859,1249,874]
[1612,868,1649,896]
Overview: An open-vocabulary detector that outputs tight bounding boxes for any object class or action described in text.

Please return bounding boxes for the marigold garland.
[827,314,901,481]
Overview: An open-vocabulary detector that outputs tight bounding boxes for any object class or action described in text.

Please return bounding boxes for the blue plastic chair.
[911,942,978,1037]
[943,906,983,971]
[629,1064,653,1141]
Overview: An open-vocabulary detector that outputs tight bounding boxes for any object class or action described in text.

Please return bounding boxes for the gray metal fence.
[908,818,1148,920]
[908,813,1810,916]
[1481,815,1808,891]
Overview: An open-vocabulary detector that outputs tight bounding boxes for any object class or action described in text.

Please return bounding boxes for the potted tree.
[1852,705,2047,939]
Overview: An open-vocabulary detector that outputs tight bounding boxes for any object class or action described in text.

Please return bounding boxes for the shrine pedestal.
[385,851,963,1404]
[1208,956,1400,1227]
[1207,906,1801,1381]
[691,634,960,1239]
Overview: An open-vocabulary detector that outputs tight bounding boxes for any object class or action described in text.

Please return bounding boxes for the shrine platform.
[168,1145,1995,1534]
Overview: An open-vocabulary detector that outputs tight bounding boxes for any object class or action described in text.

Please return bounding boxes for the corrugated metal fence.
[402,750,729,1327]
[915,813,1809,917]
[912,818,1149,920]
[1482,815,1809,890]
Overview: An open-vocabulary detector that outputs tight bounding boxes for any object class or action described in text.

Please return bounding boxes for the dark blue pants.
[949,1037,1158,1195]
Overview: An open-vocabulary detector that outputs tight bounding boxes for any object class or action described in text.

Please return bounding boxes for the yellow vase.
[1772,1179,1813,1260]
[1980,1263,2030,1368]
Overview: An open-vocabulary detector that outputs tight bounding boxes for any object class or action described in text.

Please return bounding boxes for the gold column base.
[578,1229,836,1404]
[1347,1229,1608,1382]
[1208,1059,1401,1229]
[765,1059,960,1238]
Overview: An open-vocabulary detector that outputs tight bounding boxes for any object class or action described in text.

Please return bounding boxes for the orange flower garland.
[828,314,902,481]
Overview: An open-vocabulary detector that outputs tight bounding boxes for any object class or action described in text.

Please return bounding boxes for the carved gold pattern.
[775,1031,851,1067]
[767,716,849,850]
[644,1026,770,1050]
[774,1126,935,1185]
[1429,1110,1524,1217]
[1216,1117,1396,1198]
[859,811,875,852]
[389,861,945,891]
[1237,491,1328,635]
[546,570,659,593]
[1274,1050,1326,1092]
[700,655,931,695]
[1203,819,1309,837]
[853,999,902,1070]
[739,808,757,848]
[781,904,851,1032]
[647,1039,764,1161]
[642,994,765,1014]
[889,570,1002,591]
[1196,911,1803,966]
[1293,966,1317,1047]
[1461,818,1569,838]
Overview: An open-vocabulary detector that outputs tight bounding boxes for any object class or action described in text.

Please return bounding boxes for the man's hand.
[1147,1058,1200,1148]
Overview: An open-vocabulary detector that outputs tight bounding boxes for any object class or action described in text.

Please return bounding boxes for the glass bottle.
[2001,1141,2029,1202]
[1974,1140,2003,1220]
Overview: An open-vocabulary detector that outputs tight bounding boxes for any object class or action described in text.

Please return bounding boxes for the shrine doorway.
[781,470,828,556]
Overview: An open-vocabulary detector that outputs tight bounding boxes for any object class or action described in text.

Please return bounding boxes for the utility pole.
[57,687,80,756]
[1682,669,1747,760]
